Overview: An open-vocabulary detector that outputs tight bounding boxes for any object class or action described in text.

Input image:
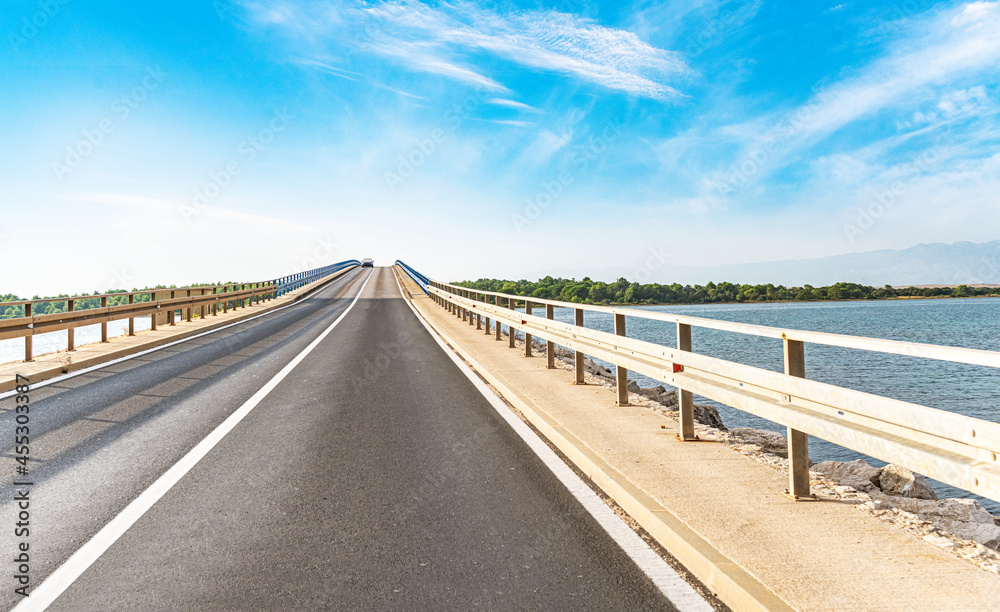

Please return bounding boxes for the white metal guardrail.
[395,260,430,295]
[420,275,1000,504]
[0,261,361,363]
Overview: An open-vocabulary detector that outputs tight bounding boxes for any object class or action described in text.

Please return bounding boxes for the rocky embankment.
[526,337,1000,574]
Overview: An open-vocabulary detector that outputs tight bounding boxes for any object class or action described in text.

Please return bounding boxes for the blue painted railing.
[274,260,361,296]
[394,260,430,295]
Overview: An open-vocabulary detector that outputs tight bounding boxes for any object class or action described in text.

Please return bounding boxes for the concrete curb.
[0,267,359,393]
[393,266,794,612]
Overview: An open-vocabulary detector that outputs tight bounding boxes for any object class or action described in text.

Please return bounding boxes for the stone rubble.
[507,333,1000,576]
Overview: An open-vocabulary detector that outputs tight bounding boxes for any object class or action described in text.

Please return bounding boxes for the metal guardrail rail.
[0,260,361,363]
[274,260,360,296]
[411,270,1000,505]
[394,260,429,295]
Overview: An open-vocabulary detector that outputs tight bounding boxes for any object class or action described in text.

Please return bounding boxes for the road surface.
[2,267,684,610]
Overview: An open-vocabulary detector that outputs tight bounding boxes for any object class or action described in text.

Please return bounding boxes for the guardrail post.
[508,297,516,348]
[524,301,532,357]
[784,339,813,501]
[101,296,108,342]
[186,290,193,322]
[67,299,75,351]
[614,313,628,406]
[151,292,158,331]
[494,296,502,341]
[574,308,585,384]
[484,293,491,335]
[475,292,482,330]
[546,304,555,369]
[677,323,697,440]
[223,286,229,313]
[24,303,32,362]
[213,288,218,316]
[128,294,135,336]
[168,291,176,325]
[200,289,207,320]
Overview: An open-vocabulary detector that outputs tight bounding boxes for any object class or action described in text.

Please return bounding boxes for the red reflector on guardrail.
[521,320,526,325]
[673,363,683,373]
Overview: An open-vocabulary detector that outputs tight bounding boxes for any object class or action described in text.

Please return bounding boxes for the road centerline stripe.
[12,269,375,612]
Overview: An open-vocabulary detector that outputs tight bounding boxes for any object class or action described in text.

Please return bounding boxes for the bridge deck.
[1,267,695,610]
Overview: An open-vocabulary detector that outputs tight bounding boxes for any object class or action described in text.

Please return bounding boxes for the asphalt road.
[2,267,678,611]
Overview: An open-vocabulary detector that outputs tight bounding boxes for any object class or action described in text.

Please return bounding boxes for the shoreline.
[623,293,1000,307]
[522,294,1000,309]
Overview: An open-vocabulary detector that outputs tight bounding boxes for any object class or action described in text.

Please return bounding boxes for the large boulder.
[880,496,1000,550]
[812,459,882,492]
[730,427,788,458]
[693,404,726,431]
[636,385,678,407]
[876,464,938,500]
[583,359,614,379]
[631,384,725,430]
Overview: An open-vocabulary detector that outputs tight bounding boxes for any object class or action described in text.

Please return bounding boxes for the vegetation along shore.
[454,277,1000,306]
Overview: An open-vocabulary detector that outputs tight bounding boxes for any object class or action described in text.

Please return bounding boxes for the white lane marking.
[392,272,714,612]
[12,269,375,612]
[0,269,364,401]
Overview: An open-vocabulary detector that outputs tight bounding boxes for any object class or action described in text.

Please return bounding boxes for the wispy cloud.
[763,2,1000,154]
[482,119,534,127]
[705,1,1000,194]
[294,58,361,81]
[65,192,319,234]
[366,39,510,92]
[243,0,688,99]
[488,98,542,113]
[375,83,426,100]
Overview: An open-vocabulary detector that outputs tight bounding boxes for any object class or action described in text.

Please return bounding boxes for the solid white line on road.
[392,272,715,612]
[12,269,375,612]
[0,268,365,402]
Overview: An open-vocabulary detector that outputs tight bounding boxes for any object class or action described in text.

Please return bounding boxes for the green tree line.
[453,277,1000,305]
[0,282,249,319]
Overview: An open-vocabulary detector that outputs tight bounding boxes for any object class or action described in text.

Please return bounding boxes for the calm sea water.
[0,318,153,366]
[535,297,1000,513]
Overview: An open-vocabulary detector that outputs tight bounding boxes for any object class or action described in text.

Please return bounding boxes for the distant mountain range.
[537,241,1000,287]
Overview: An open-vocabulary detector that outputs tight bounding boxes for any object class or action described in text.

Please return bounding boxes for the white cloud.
[710,1,1000,190]
[936,86,989,117]
[773,2,999,145]
[245,0,688,99]
[486,119,534,127]
[294,58,361,81]
[64,192,320,234]
[488,98,541,113]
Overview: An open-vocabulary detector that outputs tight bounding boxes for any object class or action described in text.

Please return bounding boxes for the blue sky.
[1,0,998,296]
